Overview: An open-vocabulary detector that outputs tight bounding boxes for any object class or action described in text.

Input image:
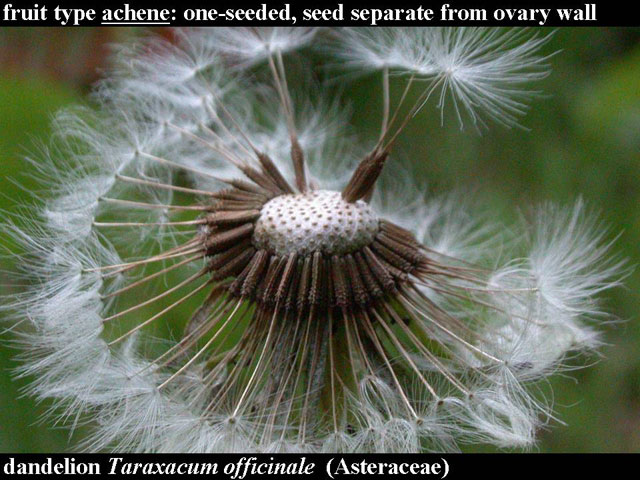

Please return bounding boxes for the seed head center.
[252,190,379,256]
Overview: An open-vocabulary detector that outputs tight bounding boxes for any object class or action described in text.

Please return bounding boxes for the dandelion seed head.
[0,27,625,453]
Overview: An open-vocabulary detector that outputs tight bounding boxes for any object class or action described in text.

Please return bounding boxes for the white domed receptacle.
[252,190,380,256]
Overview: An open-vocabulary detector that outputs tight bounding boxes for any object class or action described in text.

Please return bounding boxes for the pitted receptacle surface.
[252,190,380,256]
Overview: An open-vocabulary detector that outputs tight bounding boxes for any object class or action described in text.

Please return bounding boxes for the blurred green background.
[0,27,638,452]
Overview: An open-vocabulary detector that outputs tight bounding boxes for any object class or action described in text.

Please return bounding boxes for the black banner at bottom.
[0,453,634,479]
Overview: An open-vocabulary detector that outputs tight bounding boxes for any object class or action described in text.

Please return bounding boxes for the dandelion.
[1,27,624,452]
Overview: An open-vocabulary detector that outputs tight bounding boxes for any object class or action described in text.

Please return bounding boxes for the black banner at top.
[0,0,637,27]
